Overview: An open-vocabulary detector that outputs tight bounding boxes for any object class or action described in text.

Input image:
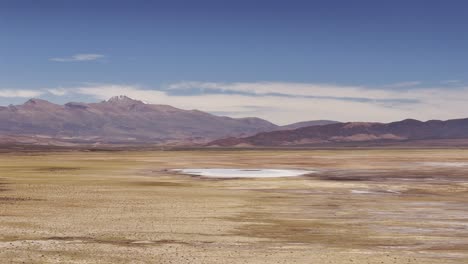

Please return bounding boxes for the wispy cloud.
[441,80,461,84]
[385,81,422,88]
[49,53,105,62]
[0,89,43,98]
[46,88,69,96]
[167,81,418,101]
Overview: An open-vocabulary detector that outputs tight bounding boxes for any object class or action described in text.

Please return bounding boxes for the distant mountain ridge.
[208,118,468,147]
[0,96,335,146]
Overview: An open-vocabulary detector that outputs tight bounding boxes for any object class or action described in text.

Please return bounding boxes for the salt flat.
[0,149,467,263]
[171,168,314,178]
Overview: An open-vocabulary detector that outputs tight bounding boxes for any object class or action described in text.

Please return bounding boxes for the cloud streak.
[46,88,69,96]
[0,89,43,98]
[49,53,105,62]
[384,81,422,88]
[167,81,414,101]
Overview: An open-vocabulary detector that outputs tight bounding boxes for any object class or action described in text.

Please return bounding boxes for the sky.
[1,0,468,124]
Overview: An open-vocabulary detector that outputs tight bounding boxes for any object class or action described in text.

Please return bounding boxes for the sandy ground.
[0,149,467,263]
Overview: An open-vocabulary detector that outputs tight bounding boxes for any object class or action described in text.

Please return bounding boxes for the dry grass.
[0,150,467,263]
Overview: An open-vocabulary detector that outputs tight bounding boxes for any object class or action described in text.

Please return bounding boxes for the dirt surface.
[0,149,467,263]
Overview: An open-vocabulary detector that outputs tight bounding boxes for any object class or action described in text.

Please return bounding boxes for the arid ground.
[1,149,468,263]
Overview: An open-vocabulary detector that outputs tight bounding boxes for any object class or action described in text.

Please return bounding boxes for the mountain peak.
[22,98,59,108]
[106,95,144,104]
[24,98,52,105]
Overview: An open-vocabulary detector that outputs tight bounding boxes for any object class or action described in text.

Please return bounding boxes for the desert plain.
[0,149,468,263]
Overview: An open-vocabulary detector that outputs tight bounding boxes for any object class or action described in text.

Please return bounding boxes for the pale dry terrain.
[0,149,468,263]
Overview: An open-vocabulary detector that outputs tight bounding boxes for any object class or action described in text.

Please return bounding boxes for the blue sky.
[1,0,468,124]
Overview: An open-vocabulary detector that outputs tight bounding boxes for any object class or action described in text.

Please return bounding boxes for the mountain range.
[0,96,337,146]
[208,118,468,147]
[2,96,468,148]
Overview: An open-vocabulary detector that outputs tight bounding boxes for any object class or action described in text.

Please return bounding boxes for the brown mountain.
[208,118,468,147]
[0,96,277,144]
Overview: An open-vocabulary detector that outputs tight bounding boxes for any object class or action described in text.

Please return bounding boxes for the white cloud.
[49,53,105,62]
[46,88,69,96]
[0,89,43,98]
